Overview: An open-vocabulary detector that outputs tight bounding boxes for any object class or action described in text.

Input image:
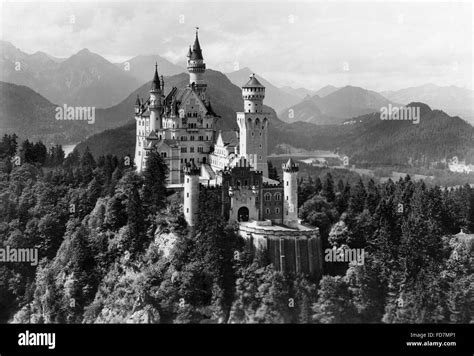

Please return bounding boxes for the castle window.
[286,196,288,200]
[190,136,195,141]
[276,208,280,214]
[187,193,189,197]
[187,178,189,183]
[259,144,262,148]
[286,181,289,186]
[198,147,203,153]
[251,132,254,137]
[275,193,281,201]
[181,147,187,153]
[264,193,271,201]
[190,147,195,153]
[187,208,189,213]
[266,208,270,214]
[161,152,167,158]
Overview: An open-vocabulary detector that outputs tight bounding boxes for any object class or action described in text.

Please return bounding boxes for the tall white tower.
[187,28,207,96]
[236,74,269,177]
[134,64,164,172]
[282,158,299,227]
[149,63,164,132]
[183,162,200,228]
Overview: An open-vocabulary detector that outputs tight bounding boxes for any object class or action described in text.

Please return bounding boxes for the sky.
[0,0,473,91]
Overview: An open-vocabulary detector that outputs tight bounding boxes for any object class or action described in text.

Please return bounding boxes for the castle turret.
[149,63,163,131]
[183,162,200,227]
[282,158,299,227]
[236,74,269,177]
[242,73,265,114]
[134,95,141,115]
[187,28,207,95]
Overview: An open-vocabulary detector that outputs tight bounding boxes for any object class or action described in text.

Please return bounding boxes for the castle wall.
[261,186,284,222]
[239,223,323,279]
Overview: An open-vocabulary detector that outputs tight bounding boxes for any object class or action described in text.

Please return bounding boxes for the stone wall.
[239,223,323,279]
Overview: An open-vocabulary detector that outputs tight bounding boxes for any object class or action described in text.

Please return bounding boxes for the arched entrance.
[238,207,249,222]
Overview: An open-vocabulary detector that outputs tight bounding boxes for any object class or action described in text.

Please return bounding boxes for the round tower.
[149,63,163,131]
[282,158,299,227]
[183,162,200,227]
[187,28,206,91]
[242,74,265,113]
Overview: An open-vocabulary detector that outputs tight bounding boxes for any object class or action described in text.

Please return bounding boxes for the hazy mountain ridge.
[280,85,396,124]
[381,84,474,124]
[0,41,180,108]
[0,81,94,145]
[115,55,185,84]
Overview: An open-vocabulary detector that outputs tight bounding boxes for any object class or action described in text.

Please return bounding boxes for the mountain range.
[279,86,397,125]
[115,55,185,84]
[0,41,182,108]
[2,41,473,167]
[381,84,474,124]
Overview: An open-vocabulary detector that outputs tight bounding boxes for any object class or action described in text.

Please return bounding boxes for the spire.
[151,62,161,91]
[190,27,203,60]
[135,95,141,106]
[282,158,299,172]
[187,45,192,58]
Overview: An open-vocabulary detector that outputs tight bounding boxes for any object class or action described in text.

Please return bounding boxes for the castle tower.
[149,63,164,131]
[183,162,200,227]
[187,28,207,96]
[282,158,299,227]
[236,74,269,177]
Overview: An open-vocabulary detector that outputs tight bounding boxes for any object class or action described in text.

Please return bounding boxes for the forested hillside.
[0,134,472,323]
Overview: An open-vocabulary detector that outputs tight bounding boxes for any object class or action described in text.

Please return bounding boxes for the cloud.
[1,1,472,90]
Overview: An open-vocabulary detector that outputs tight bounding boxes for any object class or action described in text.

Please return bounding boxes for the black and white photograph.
[0,0,472,353]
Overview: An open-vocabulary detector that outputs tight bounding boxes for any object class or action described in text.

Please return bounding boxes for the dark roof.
[151,63,160,91]
[243,74,264,88]
[135,95,141,106]
[190,31,203,60]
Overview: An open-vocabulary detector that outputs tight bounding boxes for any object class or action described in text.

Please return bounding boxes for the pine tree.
[143,150,168,214]
[322,173,336,202]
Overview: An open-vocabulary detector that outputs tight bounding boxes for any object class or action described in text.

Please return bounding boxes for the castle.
[134,30,322,278]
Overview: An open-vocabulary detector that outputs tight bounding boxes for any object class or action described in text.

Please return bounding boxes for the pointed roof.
[243,73,264,88]
[190,28,203,60]
[135,95,141,106]
[282,157,299,172]
[151,62,161,91]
